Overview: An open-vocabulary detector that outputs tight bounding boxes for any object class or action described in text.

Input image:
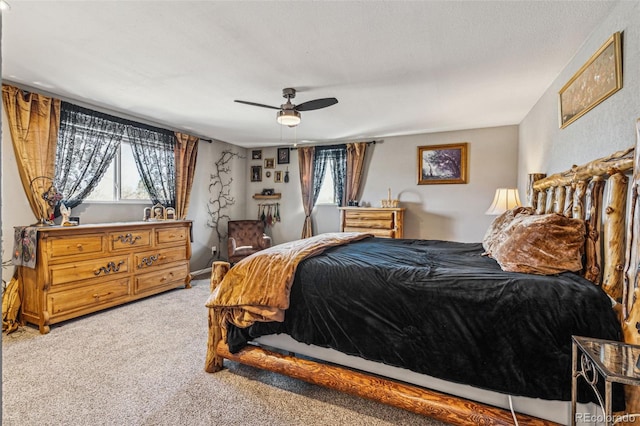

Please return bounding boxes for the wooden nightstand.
[571,335,640,425]
[338,207,404,238]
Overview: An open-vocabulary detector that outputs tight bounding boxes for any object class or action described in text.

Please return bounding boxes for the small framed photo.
[277,147,290,164]
[252,149,262,160]
[151,203,166,220]
[264,158,275,169]
[165,207,176,220]
[417,142,468,185]
[274,170,283,183]
[143,207,152,221]
[251,165,262,182]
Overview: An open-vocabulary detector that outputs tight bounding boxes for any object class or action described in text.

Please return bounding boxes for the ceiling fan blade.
[294,97,338,111]
[234,100,281,110]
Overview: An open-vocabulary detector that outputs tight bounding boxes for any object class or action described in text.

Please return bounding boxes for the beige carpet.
[2,278,446,426]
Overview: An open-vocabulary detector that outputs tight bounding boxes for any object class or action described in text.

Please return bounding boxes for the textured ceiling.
[2,1,618,147]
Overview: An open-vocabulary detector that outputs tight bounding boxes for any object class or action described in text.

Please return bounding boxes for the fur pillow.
[482,206,535,255]
[490,213,585,275]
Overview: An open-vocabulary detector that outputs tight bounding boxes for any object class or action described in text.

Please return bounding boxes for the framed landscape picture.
[558,32,622,129]
[417,142,468,185]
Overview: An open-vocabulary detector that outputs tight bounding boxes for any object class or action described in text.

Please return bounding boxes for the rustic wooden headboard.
[527,147,634,302]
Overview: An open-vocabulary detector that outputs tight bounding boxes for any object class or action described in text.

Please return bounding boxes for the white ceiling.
[1,0,618,148]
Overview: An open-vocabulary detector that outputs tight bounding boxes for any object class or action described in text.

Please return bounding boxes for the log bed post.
[622,120,640,420]
[205,261,230,373]
[602,170,628,301]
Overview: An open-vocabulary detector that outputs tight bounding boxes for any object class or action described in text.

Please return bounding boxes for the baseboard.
[190,268,211,279]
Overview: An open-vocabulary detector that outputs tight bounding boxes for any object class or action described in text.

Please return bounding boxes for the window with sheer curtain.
[54,102,176,209]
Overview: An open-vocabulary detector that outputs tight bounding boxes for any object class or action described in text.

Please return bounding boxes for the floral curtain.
[2,84,61,221]
[174,132,199,219]
[128,126,176,207]
[54,102,127,212]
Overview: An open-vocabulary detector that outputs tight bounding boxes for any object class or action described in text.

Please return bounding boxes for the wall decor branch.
[207,150,244,260]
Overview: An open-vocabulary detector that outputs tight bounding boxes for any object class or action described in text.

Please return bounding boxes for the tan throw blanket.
[206,232,373,328]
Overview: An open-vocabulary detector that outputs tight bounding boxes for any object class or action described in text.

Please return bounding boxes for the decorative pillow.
[482,206,535,255]
[490,213,585,275]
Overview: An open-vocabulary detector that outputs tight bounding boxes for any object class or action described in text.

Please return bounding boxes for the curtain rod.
[287,140,377,150]
[3,81,214,143]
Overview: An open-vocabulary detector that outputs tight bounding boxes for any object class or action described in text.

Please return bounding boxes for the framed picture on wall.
[277,147,290,164]
[251,165,262,182]
[558,32,622,129]
[264,158,275,169]
[274,170,283,183]
[252,150,262,160]
[417,142,468,185]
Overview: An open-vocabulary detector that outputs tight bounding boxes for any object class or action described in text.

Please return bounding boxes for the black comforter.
[227,238,622,403]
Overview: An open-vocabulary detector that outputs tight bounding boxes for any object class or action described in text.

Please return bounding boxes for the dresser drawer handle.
[137,254,161,269]
[114,233,142,245]
[92,291,113,299]
[160,272,175,283]
[94,260,125,276]
[76,244,83,250]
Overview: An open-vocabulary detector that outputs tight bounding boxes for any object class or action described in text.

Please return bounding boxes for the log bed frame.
[205,119,640,425]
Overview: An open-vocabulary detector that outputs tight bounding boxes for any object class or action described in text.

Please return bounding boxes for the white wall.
[519,0,640,190]
[254,125,519,245]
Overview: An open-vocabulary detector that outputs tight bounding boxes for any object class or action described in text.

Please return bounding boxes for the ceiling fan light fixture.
[276,109,301,127]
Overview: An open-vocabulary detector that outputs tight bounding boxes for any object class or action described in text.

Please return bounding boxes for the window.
[85,142,150,202]
[55,101,176,208]
[316,160,337,204]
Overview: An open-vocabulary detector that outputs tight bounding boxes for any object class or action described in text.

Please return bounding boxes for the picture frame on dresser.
[417,142,468,185]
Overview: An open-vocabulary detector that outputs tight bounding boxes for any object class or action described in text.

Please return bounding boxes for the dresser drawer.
[47,234,104,259]
[155,226,188,245]
[344,227,395,238]
[135,247,187,270]
[135,263,189,294]
[47,277,130,315]
[344,209,395,230]
[109,230,151,251]
[50,255,130,286]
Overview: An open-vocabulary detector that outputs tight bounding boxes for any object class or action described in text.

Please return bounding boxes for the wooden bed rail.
[205,262,558,425]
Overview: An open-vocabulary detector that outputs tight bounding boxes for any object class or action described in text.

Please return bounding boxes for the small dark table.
[572,335,640,425]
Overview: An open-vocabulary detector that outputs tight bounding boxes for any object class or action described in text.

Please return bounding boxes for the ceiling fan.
[234,88,338,127]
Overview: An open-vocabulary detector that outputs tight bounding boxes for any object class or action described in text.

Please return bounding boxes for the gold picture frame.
[559,32,622,129]
[264,158,275,169]
[417,143,468,185]
[274,170,283,183]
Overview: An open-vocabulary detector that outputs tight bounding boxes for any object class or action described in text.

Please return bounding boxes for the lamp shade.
[485,188,521,215]
[276,110,301,127]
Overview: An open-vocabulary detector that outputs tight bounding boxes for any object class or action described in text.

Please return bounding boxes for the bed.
[205,120,640,425]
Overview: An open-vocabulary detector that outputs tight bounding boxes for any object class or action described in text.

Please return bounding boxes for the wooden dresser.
[18,221,192,334]
[338,207,405,238]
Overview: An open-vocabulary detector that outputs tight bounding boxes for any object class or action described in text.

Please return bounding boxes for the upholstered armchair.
[227,220,272,264]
